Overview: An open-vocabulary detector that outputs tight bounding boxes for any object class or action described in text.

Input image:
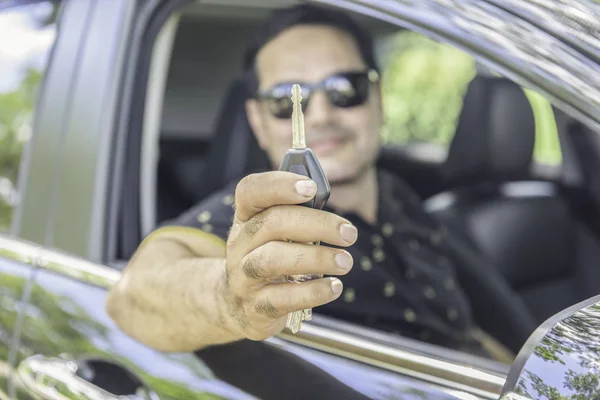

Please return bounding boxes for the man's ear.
[245,99,268,149]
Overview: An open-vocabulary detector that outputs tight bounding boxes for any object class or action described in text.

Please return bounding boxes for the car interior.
[424,77,600,326]
[142,0,600,355]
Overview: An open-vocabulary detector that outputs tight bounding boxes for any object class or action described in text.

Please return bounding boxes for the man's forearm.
[106,230,243,352]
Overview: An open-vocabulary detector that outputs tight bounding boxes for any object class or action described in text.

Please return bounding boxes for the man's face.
[246,25,383,184]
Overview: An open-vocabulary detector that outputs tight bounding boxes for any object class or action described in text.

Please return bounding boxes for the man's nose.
[305,91,335,127]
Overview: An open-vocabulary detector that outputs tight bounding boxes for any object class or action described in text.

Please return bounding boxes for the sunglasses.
[254,69,379,119]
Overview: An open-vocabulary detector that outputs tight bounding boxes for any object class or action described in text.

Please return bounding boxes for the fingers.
[234,171,318,222]
[225,171,357,340]
[239,241,353,280]
[231,205,358,257]
[255,278,344,319]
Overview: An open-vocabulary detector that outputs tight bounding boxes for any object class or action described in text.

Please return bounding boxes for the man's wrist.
[214,262,246,341]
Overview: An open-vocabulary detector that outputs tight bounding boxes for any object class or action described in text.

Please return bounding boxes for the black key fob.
[279,148,330,209]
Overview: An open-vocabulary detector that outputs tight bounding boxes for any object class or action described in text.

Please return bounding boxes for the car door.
[6,234,504,400]
[1,0,61,397]
[0,0,244,398]
[1,0,253,398]
[0,239,37,400]
[3,236,259,400]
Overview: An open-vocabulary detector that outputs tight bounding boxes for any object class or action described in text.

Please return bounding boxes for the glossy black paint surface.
[12,267,257,400]
[10,266,463,399]
[0,256,35,399]
[488,0,600,63]
[503,295,600,399]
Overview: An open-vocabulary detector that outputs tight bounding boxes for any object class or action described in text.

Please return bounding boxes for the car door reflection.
[0,257,36,400]
[513,303,600,398]
[13,264,475,400]
[14,269,256,400]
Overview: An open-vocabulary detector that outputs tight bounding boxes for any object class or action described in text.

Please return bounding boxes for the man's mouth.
[308,136,347,155]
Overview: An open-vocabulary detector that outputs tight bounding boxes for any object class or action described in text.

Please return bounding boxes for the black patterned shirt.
[163,169,491,356]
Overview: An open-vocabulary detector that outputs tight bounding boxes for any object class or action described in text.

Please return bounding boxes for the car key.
[279,84,331,334]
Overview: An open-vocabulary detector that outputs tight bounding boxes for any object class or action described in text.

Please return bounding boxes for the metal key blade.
[291,84,306,149]
[286,84,307,334]
[284,84,326,334]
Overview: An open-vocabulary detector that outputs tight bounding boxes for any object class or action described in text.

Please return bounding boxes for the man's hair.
[243,4,379,95]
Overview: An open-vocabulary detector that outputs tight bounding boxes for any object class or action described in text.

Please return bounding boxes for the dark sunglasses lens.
[266,96,294,119]
[325,73,370,108]
[264,85,310,119]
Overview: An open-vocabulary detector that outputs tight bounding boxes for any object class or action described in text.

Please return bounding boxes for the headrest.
[443,76,536,181]
[195,78,269,202]
[195,78,251,201]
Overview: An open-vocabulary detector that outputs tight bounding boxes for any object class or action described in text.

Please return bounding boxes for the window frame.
[115,0,191,262]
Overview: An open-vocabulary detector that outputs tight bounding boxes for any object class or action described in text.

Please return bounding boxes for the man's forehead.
[255,24,366,88]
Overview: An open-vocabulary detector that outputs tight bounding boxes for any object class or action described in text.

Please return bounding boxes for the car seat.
[156,77,269,224]
[425,76,600,324]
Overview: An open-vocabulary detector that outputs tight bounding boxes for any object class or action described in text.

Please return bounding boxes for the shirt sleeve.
[158,180,238,242]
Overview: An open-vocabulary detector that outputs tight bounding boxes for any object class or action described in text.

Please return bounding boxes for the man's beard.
[306,124,378,187]
[305,124,354,149]
[326,162,373,186]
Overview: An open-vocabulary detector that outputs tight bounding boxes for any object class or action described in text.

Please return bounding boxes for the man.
[106,4,523,363]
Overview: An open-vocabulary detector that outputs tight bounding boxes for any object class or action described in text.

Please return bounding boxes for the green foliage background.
[379,31,562,165]
[0,12,564,233]
[0,269,225,399]
[380,31,477,147]
[0,68,40,233]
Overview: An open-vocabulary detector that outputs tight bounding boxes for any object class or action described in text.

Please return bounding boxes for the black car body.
[2,0,600,399]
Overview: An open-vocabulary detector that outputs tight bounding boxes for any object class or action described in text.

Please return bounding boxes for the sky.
[0,2,56,93]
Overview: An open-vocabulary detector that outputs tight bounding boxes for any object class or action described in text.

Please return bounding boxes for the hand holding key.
[221,86,356,341]
[222,171,357,340]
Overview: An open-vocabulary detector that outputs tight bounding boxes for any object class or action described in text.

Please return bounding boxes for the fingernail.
[295,180,317,197]
[335,252,353,270]
[340,223,358,243]
[331,278,343,294]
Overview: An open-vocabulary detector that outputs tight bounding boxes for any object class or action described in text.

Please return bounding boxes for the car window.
[375,31,562,166]
[0,1,58,233]
[116,3,600,397]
